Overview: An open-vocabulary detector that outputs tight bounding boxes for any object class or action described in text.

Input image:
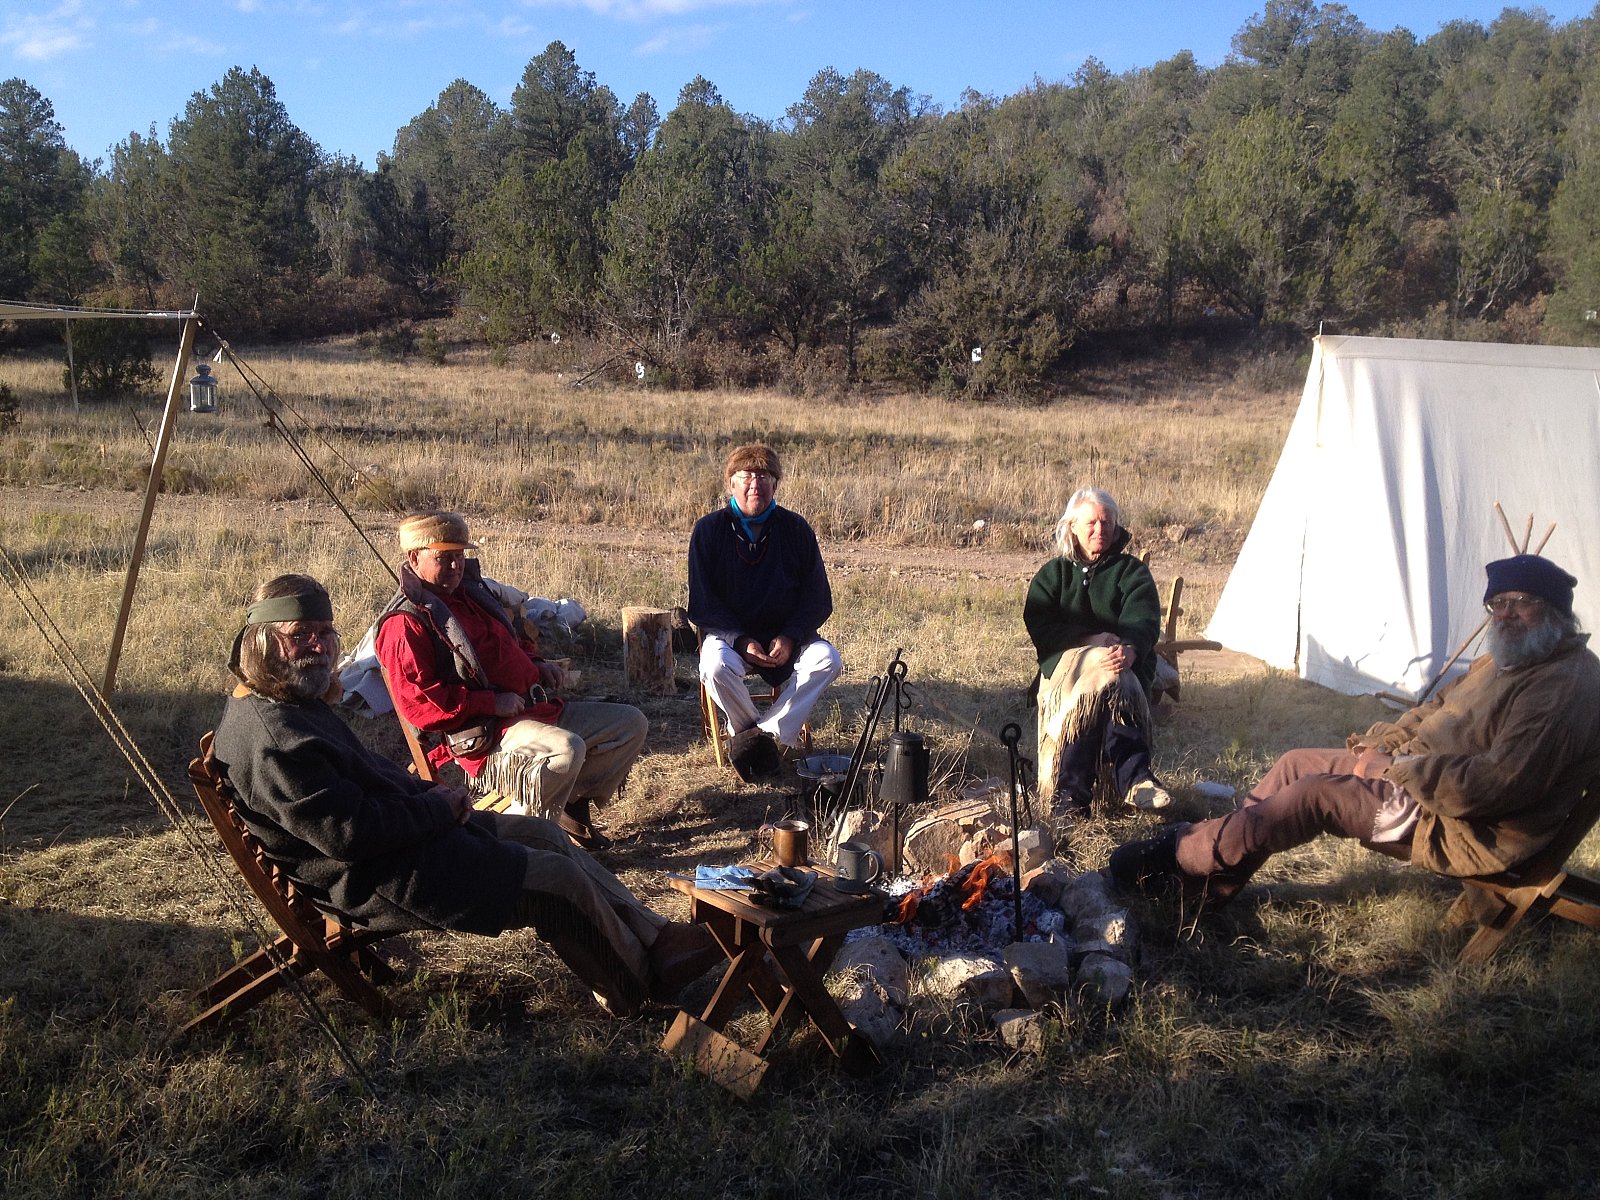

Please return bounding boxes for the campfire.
[827,810,1139,1054]
[886,852,1058,954]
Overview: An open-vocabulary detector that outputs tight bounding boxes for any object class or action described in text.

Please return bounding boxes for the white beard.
[1486,617,1564,670]
[273,650,334,701]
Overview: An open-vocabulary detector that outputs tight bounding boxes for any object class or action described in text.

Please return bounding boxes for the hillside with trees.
[5,2,1600,394]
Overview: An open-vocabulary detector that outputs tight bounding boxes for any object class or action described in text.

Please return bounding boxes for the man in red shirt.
[374,512,647,850]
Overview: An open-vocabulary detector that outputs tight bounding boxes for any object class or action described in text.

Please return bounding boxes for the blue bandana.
[729,495,777,545]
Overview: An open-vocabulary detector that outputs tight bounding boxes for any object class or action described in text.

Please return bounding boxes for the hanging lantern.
[188,362,218,414]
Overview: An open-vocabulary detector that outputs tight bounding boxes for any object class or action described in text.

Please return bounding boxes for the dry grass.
[0,339,1287,557]
[2,346,1599,1199]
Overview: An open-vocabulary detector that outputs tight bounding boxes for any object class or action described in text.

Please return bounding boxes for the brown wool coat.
[1362,634,1600,876]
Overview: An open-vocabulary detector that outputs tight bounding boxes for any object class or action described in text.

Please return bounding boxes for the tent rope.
[199,321,399,585]
[0,542,378,1092]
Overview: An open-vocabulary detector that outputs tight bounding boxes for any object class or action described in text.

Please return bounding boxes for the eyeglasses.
[730,470,774,484]
[422,548,466,564]
[274,622,339,649]
[1484,594,1545,616]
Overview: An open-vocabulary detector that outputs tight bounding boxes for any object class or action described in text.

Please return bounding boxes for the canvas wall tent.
[1206,334,1600,699]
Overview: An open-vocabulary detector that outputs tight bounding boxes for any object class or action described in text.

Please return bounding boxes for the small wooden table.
[662,863,887,1097]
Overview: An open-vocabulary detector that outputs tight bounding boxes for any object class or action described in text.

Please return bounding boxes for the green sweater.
[1023,531,1161,695]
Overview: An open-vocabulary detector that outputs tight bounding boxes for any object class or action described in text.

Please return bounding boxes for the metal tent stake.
[1001,722,1025,941]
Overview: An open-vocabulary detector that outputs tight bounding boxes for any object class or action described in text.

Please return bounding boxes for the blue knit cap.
[1484,555,1576,616]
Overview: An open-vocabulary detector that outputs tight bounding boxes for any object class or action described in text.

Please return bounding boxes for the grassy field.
[2,342,1598,1199]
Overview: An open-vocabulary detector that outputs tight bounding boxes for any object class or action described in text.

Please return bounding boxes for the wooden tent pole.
[63,319,80,413]
[1493,502,1518,553]
[103,315,197,695]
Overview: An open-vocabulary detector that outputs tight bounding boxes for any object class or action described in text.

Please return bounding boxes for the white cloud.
[521,0,786,21]
[635,22,719,56]
[103,15,225,59]
[2,1,93,62]
[168,32,228,56]
[7,29,85,60]
[494,15,536,37]
[325,3,473,41]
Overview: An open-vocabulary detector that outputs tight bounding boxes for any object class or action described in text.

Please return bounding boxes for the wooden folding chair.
[1450,778,1600,962]
[184,732,401,1034]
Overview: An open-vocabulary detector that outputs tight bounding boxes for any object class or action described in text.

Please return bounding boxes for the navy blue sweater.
[687,504,833,652]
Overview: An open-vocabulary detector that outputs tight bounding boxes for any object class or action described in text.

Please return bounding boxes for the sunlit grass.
[1,340,1294,556]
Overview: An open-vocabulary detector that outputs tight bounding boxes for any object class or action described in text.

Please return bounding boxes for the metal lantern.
[188,362,218,414]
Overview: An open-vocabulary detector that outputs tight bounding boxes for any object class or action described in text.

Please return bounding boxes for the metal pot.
[880,730,929,809]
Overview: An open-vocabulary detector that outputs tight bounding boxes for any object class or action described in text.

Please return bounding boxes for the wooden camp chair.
[1449,779,1600,962]
[183,732,401,1034]
[688,621,810,771]
[699,676,811,771]
[1148,572,1221,704]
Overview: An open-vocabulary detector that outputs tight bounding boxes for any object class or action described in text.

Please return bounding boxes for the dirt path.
[7,483,1263,681]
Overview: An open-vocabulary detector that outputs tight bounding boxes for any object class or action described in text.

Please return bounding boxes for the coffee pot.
[880,730,929,809]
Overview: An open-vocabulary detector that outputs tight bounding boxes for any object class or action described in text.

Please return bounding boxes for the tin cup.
[769,818,810,868]
[834,840,884,895]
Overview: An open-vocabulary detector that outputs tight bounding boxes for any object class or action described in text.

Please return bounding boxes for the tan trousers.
[477,700,648,821]
[489,811,666,1014]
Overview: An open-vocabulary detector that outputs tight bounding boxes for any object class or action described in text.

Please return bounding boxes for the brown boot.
[559,798,613,851]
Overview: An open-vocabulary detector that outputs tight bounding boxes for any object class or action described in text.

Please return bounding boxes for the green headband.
[245,592,333,626]
[229,591,335,684]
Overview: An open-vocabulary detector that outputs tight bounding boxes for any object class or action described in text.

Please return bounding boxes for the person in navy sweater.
[688,444,841,781]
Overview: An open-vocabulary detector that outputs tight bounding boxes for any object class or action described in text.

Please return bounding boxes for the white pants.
[699,634,842,746]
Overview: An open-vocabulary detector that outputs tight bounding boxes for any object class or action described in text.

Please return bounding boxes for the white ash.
[846,858,1142,964]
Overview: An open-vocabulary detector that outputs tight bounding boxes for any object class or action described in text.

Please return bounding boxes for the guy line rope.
[0,542,377,1090]
[1,316,456,1090]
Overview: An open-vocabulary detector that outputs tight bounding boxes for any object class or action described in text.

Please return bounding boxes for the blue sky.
[4,1,1595,168]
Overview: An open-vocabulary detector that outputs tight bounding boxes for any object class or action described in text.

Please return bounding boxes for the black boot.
[730,729,782,782]
[1108,825,1182,895]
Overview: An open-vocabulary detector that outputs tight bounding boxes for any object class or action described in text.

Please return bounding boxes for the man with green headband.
[214,573,719,1018]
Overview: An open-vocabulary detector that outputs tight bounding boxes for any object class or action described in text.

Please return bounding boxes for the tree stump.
[621,606,676,694]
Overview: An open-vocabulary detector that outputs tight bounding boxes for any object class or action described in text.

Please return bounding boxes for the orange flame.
[890,852,1017,925]
[959,855,1008,910]
[895,891,920,923]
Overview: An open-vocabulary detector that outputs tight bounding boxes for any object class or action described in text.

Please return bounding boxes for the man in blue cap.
[1111,554,1600,908]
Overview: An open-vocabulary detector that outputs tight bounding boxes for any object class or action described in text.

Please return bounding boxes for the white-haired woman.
[1024,487,1171,814]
